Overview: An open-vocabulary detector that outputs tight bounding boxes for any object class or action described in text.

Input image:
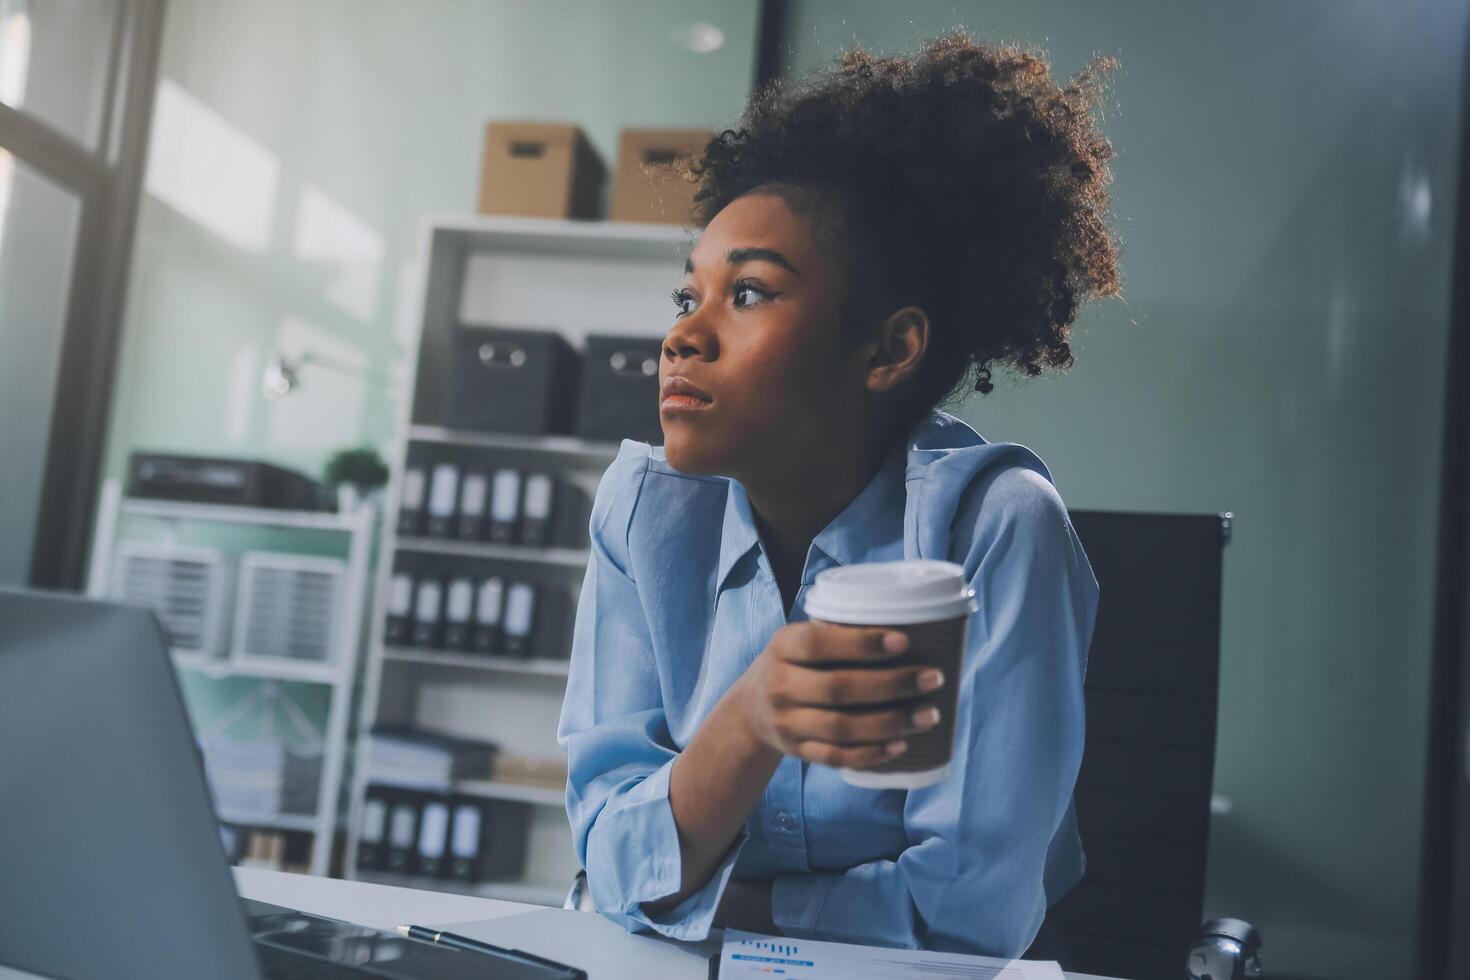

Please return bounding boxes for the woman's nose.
[663,313,716,362]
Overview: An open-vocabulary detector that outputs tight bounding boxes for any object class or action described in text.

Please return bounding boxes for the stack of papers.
[719,930,1064,979]
[366,726,497,792]
[204,737,321,819]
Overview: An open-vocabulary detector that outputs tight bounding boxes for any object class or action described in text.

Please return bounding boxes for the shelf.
[454,779,564,807]
[120,496,362,531]
[340,214,675,907]
[395,536,590,569]
[406,425,622,466]
[217,810,319,833]
[90,473,374,880]
[355,869,569,908]
[422,211,691,262]
[382,647,570,678]
[172,650,345,685]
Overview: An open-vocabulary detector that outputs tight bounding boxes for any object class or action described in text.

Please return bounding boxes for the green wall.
[780,2,1465,977]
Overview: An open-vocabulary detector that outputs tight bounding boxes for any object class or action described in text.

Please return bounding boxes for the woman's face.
[659,190,872,479]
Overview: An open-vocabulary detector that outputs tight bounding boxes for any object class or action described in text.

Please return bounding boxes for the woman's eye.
[670,289,696,317]
[733,283,768,308]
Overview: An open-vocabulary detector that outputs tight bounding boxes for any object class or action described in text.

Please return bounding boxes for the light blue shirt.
[556,410,1099,955]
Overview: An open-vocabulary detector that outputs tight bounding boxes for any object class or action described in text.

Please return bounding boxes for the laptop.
[0,587,579,980]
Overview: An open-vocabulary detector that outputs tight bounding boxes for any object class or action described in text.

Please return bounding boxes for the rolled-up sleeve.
[556,443,748,941]
[770,464,1098,955]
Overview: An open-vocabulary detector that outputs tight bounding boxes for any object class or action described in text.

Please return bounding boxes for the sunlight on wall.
[145,79,279,252]
[293,184,384,321]
[0,0,30,107]
[0,0,28,258]
[0,150,12,258]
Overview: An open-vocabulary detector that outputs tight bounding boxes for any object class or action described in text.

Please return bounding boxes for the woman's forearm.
[641,622,923,918]
[644,684,781,914]
[713,878,776,933]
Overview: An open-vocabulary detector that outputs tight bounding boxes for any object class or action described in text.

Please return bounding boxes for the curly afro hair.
[686,30,1123,433]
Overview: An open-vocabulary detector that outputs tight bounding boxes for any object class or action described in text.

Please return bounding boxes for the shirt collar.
[715,437,909,593]
[716,474,762,591]
[809,438,908,571]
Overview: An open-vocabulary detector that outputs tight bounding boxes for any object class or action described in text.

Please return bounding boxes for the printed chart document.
[719,930,1064,979]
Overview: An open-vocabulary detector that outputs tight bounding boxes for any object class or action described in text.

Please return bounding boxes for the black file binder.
[443,576,475,650]
[488,468,522,544]
[411,579,444,648]
[457,469,489,540]
[384,794,421,875]
[447,798,484,882]
[502,582,536,657]
[426,462,461,538]
[384,572,413,646]
[415,796,452,878]
[356,785,392,871]
[521,472,555,546]
[398,455,427,535]
[471,577,505,654]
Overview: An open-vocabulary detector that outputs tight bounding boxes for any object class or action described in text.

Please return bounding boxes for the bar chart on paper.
[718,929,1064,979]
[724,936,815,970]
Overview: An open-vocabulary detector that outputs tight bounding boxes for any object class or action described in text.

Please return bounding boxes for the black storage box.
[575,334,663,444]
[129,452,323,510]
[447,325,579,435]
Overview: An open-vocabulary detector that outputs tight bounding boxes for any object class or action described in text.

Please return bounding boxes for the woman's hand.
[731,621,946,769]
[652,622,945,915]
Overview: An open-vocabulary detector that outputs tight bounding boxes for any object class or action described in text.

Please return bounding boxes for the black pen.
[396,924,587,979]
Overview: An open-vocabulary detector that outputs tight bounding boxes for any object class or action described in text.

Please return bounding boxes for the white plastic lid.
[803,559,977,625]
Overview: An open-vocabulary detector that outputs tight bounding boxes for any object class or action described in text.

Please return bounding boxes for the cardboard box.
[610,127,711,225]
[477,122,605,219]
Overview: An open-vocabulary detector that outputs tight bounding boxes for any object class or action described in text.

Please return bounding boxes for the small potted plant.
[325,447,389,513]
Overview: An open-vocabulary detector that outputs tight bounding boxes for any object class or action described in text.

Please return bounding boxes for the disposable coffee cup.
[803,559,977,790]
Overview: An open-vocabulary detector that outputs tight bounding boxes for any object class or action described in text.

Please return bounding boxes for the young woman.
[558,32,1121,958]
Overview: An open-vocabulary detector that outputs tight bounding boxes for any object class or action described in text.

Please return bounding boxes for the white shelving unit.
[344,214,685,908]
[393,536,591,569]
[381,647,572,678]
[86,478,375,877]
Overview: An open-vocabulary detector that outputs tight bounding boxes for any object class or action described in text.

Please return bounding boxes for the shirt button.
[775,810,795,831]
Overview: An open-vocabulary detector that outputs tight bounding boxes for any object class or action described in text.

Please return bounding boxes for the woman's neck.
[740,428,896,605]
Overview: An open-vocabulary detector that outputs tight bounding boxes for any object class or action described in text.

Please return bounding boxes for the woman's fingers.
[750,621,948,768]
[778,662,945,708]
[790,739,908,769]
[777,705,939,746]
[774,621,909,665]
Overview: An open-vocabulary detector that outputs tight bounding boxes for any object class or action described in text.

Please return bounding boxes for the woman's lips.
[661,395,712,413]
[661,376,713,414]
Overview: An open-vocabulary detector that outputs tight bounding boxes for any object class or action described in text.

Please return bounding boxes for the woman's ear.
[865,306,929,393]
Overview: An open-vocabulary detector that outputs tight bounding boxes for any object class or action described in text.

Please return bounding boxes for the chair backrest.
[1052,510,1231,980]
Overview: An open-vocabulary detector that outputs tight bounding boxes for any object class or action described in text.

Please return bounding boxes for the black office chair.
[1050,509,1233,980]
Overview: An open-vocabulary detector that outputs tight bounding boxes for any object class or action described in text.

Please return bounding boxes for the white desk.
[234,868,1125,980]
[234,866,531,931]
